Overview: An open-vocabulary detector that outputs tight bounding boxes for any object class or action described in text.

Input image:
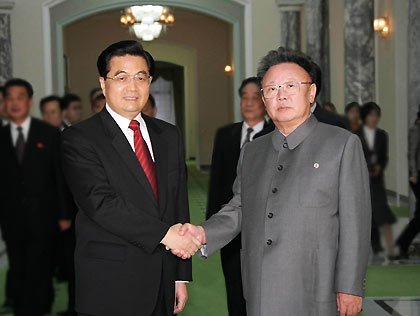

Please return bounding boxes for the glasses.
[105,72,152,85]
[261,81,312,99]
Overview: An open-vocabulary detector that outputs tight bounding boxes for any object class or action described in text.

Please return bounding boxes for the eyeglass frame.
[105,71,152,85]
[260,81,313,99]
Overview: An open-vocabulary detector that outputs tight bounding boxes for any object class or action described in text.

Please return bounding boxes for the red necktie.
[129,120,158,201]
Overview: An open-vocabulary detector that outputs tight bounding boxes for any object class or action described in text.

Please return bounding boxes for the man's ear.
[99,77,106,97]
[309,84,317,104]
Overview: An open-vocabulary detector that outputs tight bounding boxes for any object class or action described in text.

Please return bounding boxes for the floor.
[0,162,419,315]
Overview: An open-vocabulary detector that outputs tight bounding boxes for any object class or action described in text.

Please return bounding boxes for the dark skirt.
[370,177,397,226]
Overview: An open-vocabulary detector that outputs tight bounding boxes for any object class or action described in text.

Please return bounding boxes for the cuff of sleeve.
[175,281,189,283]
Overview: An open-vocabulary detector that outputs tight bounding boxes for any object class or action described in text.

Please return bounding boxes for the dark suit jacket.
[313,103,350,130]
[207,121,275,219]
[61,108,191,316]
[0,118,71,240]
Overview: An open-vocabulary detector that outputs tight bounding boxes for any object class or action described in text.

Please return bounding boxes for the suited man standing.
[207,77,273,316]
[177,47,371,316]
[0,78,72,316]
[61,40,200,316]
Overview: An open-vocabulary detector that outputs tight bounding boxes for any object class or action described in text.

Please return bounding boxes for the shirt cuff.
[176,281,189,283]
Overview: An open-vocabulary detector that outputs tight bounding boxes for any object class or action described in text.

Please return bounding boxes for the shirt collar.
[243,120,265,133]
[10,116,31,132]
[106,103,146,132]
[272,114,318,151]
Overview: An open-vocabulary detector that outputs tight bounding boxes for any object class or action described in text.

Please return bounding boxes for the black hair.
[89,87,102,101]
[238,77,260,97]
[4,78,34,98]
[257,47,319,95]
[360,102,381,122]
[323,101,336,111]
[345,102,360,114]
[0,86,4,96]
[148,94,156,108]
[61,93,81,110]
[40,95,62,113]
[97,40,155,78]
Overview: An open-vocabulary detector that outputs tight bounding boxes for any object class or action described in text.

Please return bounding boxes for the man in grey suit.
[172,48,371,316]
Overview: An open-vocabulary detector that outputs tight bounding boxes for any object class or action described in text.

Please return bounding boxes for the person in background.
[89,87,102,108]
[0,86,9,126]
[396,105,420,259]
[345,102,361,133]
[323,101,337,113]
[40,95,67,130]
[357,102,397,261]
[62,93,82,126]
[206,77,274,316]
[0,78,72,316]
[142,94,158,118]
[91,93,106,114]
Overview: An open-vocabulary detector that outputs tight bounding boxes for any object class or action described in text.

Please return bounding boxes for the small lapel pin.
[37,142,45,149]
[313,163,319,169]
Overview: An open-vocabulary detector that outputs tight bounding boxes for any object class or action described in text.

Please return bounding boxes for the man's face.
[92,98,106,114]
[142,99,157,117]
[262,63,316,128]
[240,83,266,124]
[64,101,82,124]
[5,86,33,124]
[42,100,62,128]
[100,55,150,120]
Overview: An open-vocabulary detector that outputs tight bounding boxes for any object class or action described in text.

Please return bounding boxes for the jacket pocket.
[86,241,126,262]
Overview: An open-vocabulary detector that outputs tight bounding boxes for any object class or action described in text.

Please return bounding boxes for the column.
[408,0,420,121]
[305,0,330,103]
[276,0,304,51]
[0,1,14,85]
[344,0,374,105]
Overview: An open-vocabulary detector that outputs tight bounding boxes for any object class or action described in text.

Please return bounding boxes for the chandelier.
[120,5,175,41]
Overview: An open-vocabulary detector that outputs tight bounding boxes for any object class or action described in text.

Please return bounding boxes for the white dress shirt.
[363,126,376,151]
[10,116,31,146]
[241,120,265,147]
[106,104,155,161]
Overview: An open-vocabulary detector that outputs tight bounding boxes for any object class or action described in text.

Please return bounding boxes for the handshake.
[161,223,206,259]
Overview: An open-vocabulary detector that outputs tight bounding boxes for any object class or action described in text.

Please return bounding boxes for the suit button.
[283,143,288,148]
[268,212,273,218]
[277,165,283,171]
[272,188,278,193]
[267,239,272,245]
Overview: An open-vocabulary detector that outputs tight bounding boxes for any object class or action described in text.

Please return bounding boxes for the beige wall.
[10,0,45,117]
[63,8,233,165]
[251,1,281,73]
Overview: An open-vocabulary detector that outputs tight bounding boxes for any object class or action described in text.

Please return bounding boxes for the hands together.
[161,223,206,259]
[336,293,363,316]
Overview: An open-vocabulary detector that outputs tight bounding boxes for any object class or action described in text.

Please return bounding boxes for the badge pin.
[313,163,319,169]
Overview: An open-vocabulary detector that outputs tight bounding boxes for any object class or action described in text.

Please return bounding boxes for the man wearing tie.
[207,77,274,316]
[0,78,72,315]
[61,40,200,316]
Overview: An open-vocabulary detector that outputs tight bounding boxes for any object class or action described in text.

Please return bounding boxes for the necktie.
[242,127,254,147]
[128,120,158,201]
[16,126,25,164]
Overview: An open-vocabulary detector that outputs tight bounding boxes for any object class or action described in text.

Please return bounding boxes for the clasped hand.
[161,223,206,259]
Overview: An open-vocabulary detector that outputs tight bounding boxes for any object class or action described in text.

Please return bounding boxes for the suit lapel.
[144,115,168,217]
[3,125,18,166]
[100,109,158,208]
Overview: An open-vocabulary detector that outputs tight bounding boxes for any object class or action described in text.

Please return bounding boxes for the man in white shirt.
[61,40,200,316]
[0,78,72,316]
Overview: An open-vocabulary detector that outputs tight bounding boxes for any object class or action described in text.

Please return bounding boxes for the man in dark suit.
[61,40,201,316]
[0,78,72,316]
[206,77,274,316]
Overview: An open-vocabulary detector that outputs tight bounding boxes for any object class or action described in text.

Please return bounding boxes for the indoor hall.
[0,0,419,315]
